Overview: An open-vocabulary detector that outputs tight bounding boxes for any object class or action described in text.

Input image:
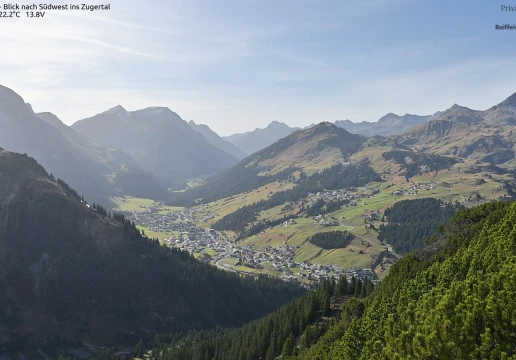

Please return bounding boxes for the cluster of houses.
[391,181,438,196]
[280,218,297,227]
[232,245,297,269]
[307,187,380,208]
[311,214,341,226]
[230,245,378,284]
[297,263,375,283]
[164,228,223,255]
[128,205,201,233]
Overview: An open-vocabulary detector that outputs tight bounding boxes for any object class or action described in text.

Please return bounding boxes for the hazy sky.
[2,0,516,135]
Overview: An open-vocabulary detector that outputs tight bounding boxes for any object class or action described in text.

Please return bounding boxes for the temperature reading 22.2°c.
[0,11,45,17]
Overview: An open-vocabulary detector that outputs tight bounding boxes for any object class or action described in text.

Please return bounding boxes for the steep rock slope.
[188,120,246,159]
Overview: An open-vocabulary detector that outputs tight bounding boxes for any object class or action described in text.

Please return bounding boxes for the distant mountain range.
[394,94,516,165]
[72,105,240,183]
[2,82,516,207]
[333,93,516,141]
[334,113,432,137]
[169,91,516,207]
[0,85,166,204]
[188,120,247,159]
[223,121,299,155]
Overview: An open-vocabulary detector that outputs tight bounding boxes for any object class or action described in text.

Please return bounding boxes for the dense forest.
[295,200,516,359]
[128,276,375,360]
[378,198,462,254]
[0,151,305,356]
[309,231,355,249]
[212,162,380,235]
[382,150,458,179]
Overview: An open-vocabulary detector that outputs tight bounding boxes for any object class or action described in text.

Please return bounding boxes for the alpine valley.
[0,84,515,359]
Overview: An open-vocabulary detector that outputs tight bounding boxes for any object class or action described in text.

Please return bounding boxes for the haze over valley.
[2,1,516,358]
[1,81,515,358]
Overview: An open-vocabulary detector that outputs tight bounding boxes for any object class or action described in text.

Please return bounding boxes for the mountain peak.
[73,105,239,181]
[378,113,400,123]
[37,111,64,127]
[224,122,297,155]
[137,106,179,118]
[311,121,335,129]
[335,119,354,124]
[102,105,127,115]
[498,92,516,107]
[0,84,28,109]
[446,103,472,113]
[26,102,35,114]
[265,121,293,130]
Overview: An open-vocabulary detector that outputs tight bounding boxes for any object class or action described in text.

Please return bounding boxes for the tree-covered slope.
[379,198,462,254]
[0,148,304,354]
[139,277,374,360]
[298,201,516,359]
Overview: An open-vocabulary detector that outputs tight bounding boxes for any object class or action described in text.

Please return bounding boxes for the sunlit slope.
[168,122,366,206]
[298,201,516,359]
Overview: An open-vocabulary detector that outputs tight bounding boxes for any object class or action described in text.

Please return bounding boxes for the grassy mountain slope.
[249,122,365,176]
[0,148,304,353]
[72,106,239,182]
[168,122,366,206]
[482,92,516,125]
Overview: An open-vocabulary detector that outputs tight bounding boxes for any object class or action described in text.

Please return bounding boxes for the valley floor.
[112,159,510,283]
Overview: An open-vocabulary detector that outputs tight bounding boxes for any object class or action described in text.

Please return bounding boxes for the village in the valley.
[119,181,444,287]
[121,197,380,287]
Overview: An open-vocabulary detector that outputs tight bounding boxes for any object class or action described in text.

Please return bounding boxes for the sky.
[2,0,516,135]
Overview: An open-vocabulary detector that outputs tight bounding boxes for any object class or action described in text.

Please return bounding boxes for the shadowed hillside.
[0,85,167,205]
[0,148,304,355]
